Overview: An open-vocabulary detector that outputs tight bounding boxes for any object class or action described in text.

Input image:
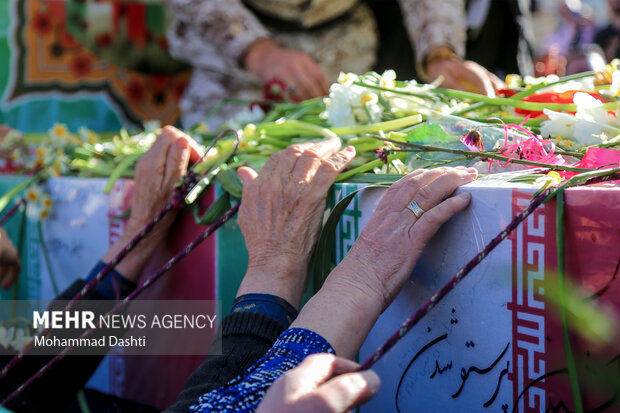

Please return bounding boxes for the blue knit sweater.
[189,328,335,412]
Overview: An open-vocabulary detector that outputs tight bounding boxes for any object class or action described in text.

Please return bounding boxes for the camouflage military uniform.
[166,0,522,128]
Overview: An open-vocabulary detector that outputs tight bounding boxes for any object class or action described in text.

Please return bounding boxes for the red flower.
[262,78,287,101]
[32,11,53,35]
[515,91,606,118]
[70,55,92,76]
[96,33,113,49]
[127,80,145,102]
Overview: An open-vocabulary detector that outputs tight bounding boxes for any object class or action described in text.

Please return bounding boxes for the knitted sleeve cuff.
[231,293,298,327]
[190,328,335,412]
[85,261,137,300]
[221,311,288,343]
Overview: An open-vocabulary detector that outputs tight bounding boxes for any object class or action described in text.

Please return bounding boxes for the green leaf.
[403,124,452,144]
[104,153,142,194]
[310,184,390,294]
[215,164,243,199]
[190,192,231,225]
[0,174,44,216]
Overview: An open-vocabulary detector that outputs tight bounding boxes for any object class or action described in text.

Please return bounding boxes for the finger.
[307,370,381,412]
[160,125,203,162]
[300,61,326,99]
[407,168,477,215]
[292,62,323,100]
[237,166,258,188]
[312,146,356,188]
[2,265,19,289]
[459,67,494,96]
[292,138,344,180]
[303,56,329,96]
[169,127,204,163]
[410,191,473,244]
[137,130,177,190]
[163,138,191,191]
[489,71,505,91]
[286,354,359,387]
[0,265,6,289]
[147,127,178,160]
[379,169,447,213]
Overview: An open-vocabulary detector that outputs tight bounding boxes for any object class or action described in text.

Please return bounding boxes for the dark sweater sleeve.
[164,311,288,413]
[0,276,135,413]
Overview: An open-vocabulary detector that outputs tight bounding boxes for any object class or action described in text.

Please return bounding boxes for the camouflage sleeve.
[398,0,467,62]
[166,0,270,69]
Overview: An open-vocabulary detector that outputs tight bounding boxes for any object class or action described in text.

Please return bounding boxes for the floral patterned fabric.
[166,0,499,128]
[166,0,379,128]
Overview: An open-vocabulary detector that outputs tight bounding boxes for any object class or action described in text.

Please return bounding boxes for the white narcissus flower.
[223,105,265,129]
[78,126,99,144]
[360,93,382,124]
[0,326,9,348]
[11,328,31,351]
[541,109,577,138]
[379,70,396,89]
[550,78,595,93]
[143,120,161,132]
[323,81,363,127]
[541,92,620,145]
[610,70,620,96]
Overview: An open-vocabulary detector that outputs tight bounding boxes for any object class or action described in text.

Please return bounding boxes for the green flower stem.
[469,116,544,127]
[348,137,380,145]
[38,221,59,296]
[353,81,436,100]
[384,140,593,173]
[512,71,595,100]
[336,155,400,182]
[72,162,133,178]
[452,102,489,116]
[104,153,142,194]
[259,137,291,148]
[0,172,45,215]
[12,208,27,310]
[278,120,338,138]
[331,115,423,136]
[434,88,616,112]
[556,189,584,413]
[352,143,382,153]
[544,166,620,202]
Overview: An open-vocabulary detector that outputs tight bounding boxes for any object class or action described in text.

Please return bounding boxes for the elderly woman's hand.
[236,138,355,307]
[256,354,380,413]
[102,126,202,282]
[0,228,20,289]
[335,166,477,309]
[292,166,477,357]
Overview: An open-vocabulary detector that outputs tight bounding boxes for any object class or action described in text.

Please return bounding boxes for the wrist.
[291,271,383,358]
[238,255,309,308]
[419,45,460,81]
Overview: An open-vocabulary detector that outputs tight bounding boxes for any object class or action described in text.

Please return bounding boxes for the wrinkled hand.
[0,228,20,289]
[256,354,380,413]
[124,126,202,239]
[244,39,329,101]
[102,126,202,282]
[236,138,355,306]
[334,167,477,310]
[427,59,504,97]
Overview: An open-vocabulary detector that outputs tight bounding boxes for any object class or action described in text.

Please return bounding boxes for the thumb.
[237,166,258,187]
[310,370,381,412]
